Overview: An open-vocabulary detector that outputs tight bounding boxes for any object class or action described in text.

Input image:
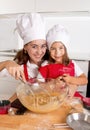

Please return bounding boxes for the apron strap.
[24,64,28,81]
[23,64,36,83]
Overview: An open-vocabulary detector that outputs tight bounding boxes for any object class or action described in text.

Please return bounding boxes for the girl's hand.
[6,60,26,82]
[56,76,78,98]
[55,76,66,87]
[62,74,71,84]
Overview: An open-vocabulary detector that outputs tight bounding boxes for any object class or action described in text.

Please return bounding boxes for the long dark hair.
[14,49,49,65]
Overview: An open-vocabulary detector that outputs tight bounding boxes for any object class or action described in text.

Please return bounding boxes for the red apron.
[39,61,75,79]
[24,64,36,83]
[39,61,84,100]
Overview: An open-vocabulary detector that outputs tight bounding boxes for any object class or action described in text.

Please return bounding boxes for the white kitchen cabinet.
[0,76,20,100]
[0,0,35,14]
[75,60,89,97]
[0,52,14,63]
[0,0,90,14]
[0,54,18,100]
[36,0,90,12]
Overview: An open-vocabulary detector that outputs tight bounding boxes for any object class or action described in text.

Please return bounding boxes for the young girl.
[37,24,88,97]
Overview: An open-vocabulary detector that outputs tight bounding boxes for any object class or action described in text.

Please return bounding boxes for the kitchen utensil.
[19,78,35,96]
[16,79,68,113]
[51,123,70,129]
[66,113,90,130]
[0,100,11,114]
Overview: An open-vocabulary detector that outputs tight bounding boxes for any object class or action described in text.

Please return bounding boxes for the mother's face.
[24,40,47,64]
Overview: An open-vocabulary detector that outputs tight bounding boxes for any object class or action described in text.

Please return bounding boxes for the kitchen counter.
[0,98,84,130]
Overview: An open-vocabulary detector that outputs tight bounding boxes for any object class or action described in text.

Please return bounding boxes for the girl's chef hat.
[46,24,70,50]
[16,13,46,45]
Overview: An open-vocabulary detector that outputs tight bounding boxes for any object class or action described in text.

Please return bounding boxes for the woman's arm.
[0,60,26,82]
[0,60,9,71]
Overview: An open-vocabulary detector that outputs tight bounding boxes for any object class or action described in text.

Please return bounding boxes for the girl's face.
[50,42,65,63]
[24,40,47,65]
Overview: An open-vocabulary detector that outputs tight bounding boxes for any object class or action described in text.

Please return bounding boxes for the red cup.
[0,100,11,114]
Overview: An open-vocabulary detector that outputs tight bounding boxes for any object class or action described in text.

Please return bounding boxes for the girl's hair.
[49,45,71,65]
[14,49,49,65]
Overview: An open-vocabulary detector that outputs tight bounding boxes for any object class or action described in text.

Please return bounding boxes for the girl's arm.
[62,60,88,86]
[62,73,88,86]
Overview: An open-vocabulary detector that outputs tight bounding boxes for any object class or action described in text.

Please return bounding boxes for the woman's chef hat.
[46,24,70,50]
[16,13,46,45]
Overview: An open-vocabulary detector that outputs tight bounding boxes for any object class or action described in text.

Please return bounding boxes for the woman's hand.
[5,60,26,82]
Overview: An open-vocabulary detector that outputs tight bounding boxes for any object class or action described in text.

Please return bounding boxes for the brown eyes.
[31,44,47,49]
[50,47,64,50]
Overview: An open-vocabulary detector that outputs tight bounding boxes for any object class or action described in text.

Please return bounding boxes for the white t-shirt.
[72,60,83,76]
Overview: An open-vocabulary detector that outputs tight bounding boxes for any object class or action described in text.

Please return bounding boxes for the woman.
[0,13,49,104]
[0,13,49,82]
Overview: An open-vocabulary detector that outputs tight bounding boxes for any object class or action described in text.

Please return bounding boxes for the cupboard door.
[75,60,89,97]
[36,0,90,12]
[0,76,19,100]
[0,55,20,100]
[0,55,14,61]
[0,0,35,14]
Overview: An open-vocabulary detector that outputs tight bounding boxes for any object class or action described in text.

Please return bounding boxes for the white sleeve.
[72,60,84,77]
[37,60,49,82]
[37,72,45,82]
[41,60,49,66]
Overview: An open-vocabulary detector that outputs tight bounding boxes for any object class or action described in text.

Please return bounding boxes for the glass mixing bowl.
[16,79,68,113]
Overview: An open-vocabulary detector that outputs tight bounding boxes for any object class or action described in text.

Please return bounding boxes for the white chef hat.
[16,13,46,45]
[46,24,70,50]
